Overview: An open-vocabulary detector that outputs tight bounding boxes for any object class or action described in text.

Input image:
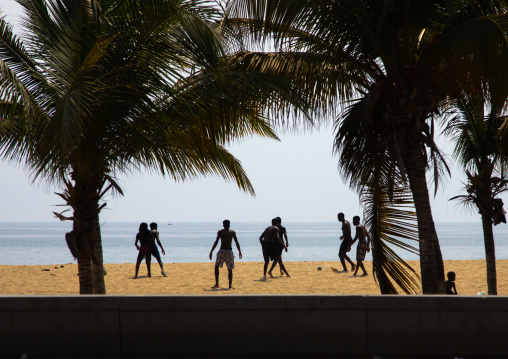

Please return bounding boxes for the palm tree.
[0,0,301,294]
[225,0,508,293]
[334,103,421,293]
[445,94,508,295]
[360,181,421,294]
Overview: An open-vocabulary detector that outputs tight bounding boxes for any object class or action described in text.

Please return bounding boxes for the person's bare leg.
[212,266,219,288]
[354,260,361,276]
[359,261,367,276]
[268,259,278,278]
[344,253,355,270]
[278,256,284,275]
[134,262,140,278]
[263,258,269,278]
[157,258,167,277]
[339,252,348,271]
[279,259,290,277]
[228,269,233,288]
[146,258,151,277]
[134,252,144,278]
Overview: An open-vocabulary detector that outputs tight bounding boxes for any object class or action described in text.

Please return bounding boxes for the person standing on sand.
[134,222,152,278]
[209,220,242,289]
[274,216,289,276]
[259,218,289,279]
[149,223,167,277]
[351,216,370,276]
[338,212,356,272]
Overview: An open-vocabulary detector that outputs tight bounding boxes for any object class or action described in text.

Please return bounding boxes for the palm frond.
[361,182,421,294]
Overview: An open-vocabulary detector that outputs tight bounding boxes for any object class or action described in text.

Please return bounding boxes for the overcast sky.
[0,0,478,225]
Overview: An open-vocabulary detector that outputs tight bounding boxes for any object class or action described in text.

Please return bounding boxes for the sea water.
[1,221,508,265]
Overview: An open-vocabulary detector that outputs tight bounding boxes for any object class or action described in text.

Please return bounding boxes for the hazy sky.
[0,0,478,225]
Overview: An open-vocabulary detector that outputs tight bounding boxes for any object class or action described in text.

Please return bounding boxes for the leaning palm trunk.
[405,139,445,294]
[73,218,95,294]
[92,213,106,294]
[59,170,105,295]
[481,214,497,295]
[74,210,101,295]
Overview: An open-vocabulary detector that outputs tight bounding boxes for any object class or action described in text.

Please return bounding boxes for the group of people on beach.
[133,213,373,289]
[134,222,167,279]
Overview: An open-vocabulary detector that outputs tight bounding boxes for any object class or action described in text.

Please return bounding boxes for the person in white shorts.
[209,220,242,289]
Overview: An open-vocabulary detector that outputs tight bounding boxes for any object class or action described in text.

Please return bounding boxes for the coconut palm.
[225,0,508,293]
[334,101,420,293]
[445,94,508,295]
[0,0,305,294]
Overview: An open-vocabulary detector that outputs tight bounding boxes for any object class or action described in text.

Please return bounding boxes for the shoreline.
[1,259,507,295]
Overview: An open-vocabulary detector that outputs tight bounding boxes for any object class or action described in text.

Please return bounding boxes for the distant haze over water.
[1,221,508,265]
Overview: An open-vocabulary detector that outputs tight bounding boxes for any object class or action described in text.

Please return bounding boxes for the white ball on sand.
[317,266,322,270]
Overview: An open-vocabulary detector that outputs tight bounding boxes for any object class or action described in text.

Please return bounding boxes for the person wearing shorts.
[209,220,242,289]
[350,216,371,276]
[338,212,356,272]
[134,222,152,278]
[149,222,167,277]
[259,218,288,279]
[274,216,290,277]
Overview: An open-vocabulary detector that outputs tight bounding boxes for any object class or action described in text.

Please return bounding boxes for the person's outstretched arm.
[135,235,140,250]
[259,230,265,245]
[283,232,289,252]
[154,231,165,255]
[275,233,286,247]
[351,230,359,246]
[233,232,242,259]
[209,233,220,260]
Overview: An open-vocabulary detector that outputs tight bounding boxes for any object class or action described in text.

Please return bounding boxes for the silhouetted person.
[351,216,370,276]
[209,220,242,289]
[149,222,167,277]
[446,271,457,294]
[274,216,289,276]
[134,222,152,278]
[338,212,355,272]
[259,218,288,279]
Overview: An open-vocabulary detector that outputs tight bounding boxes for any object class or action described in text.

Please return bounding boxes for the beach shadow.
[203,287,234,292]
[273,275,290,280]
[332,270,350,275]
[131,275,151,279]
[254,277,270,283]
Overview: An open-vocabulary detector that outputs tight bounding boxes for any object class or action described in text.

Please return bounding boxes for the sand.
[1,259,507,295]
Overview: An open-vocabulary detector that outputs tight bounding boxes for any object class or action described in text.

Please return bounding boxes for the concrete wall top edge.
[1,295,507,311]
[0,295,120,310]
[0,295,369,311]
[117,294,368,310]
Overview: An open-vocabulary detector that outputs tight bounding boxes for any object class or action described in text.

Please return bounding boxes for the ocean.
[1,221,508,265]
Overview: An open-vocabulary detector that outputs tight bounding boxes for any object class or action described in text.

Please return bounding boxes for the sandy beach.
[0,259,507,295]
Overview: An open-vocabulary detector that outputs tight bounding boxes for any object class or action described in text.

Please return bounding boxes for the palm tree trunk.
[73,220,94,294]
[405,140,445,294]
[71,172,104,295]
[92,213,106,294]
[77,255,93,294]
[481,214,497,295]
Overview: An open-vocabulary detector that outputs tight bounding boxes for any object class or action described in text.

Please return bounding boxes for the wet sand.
[1,259,507,295]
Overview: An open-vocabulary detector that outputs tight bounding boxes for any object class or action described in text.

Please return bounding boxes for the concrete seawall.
[1,295,507,357]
